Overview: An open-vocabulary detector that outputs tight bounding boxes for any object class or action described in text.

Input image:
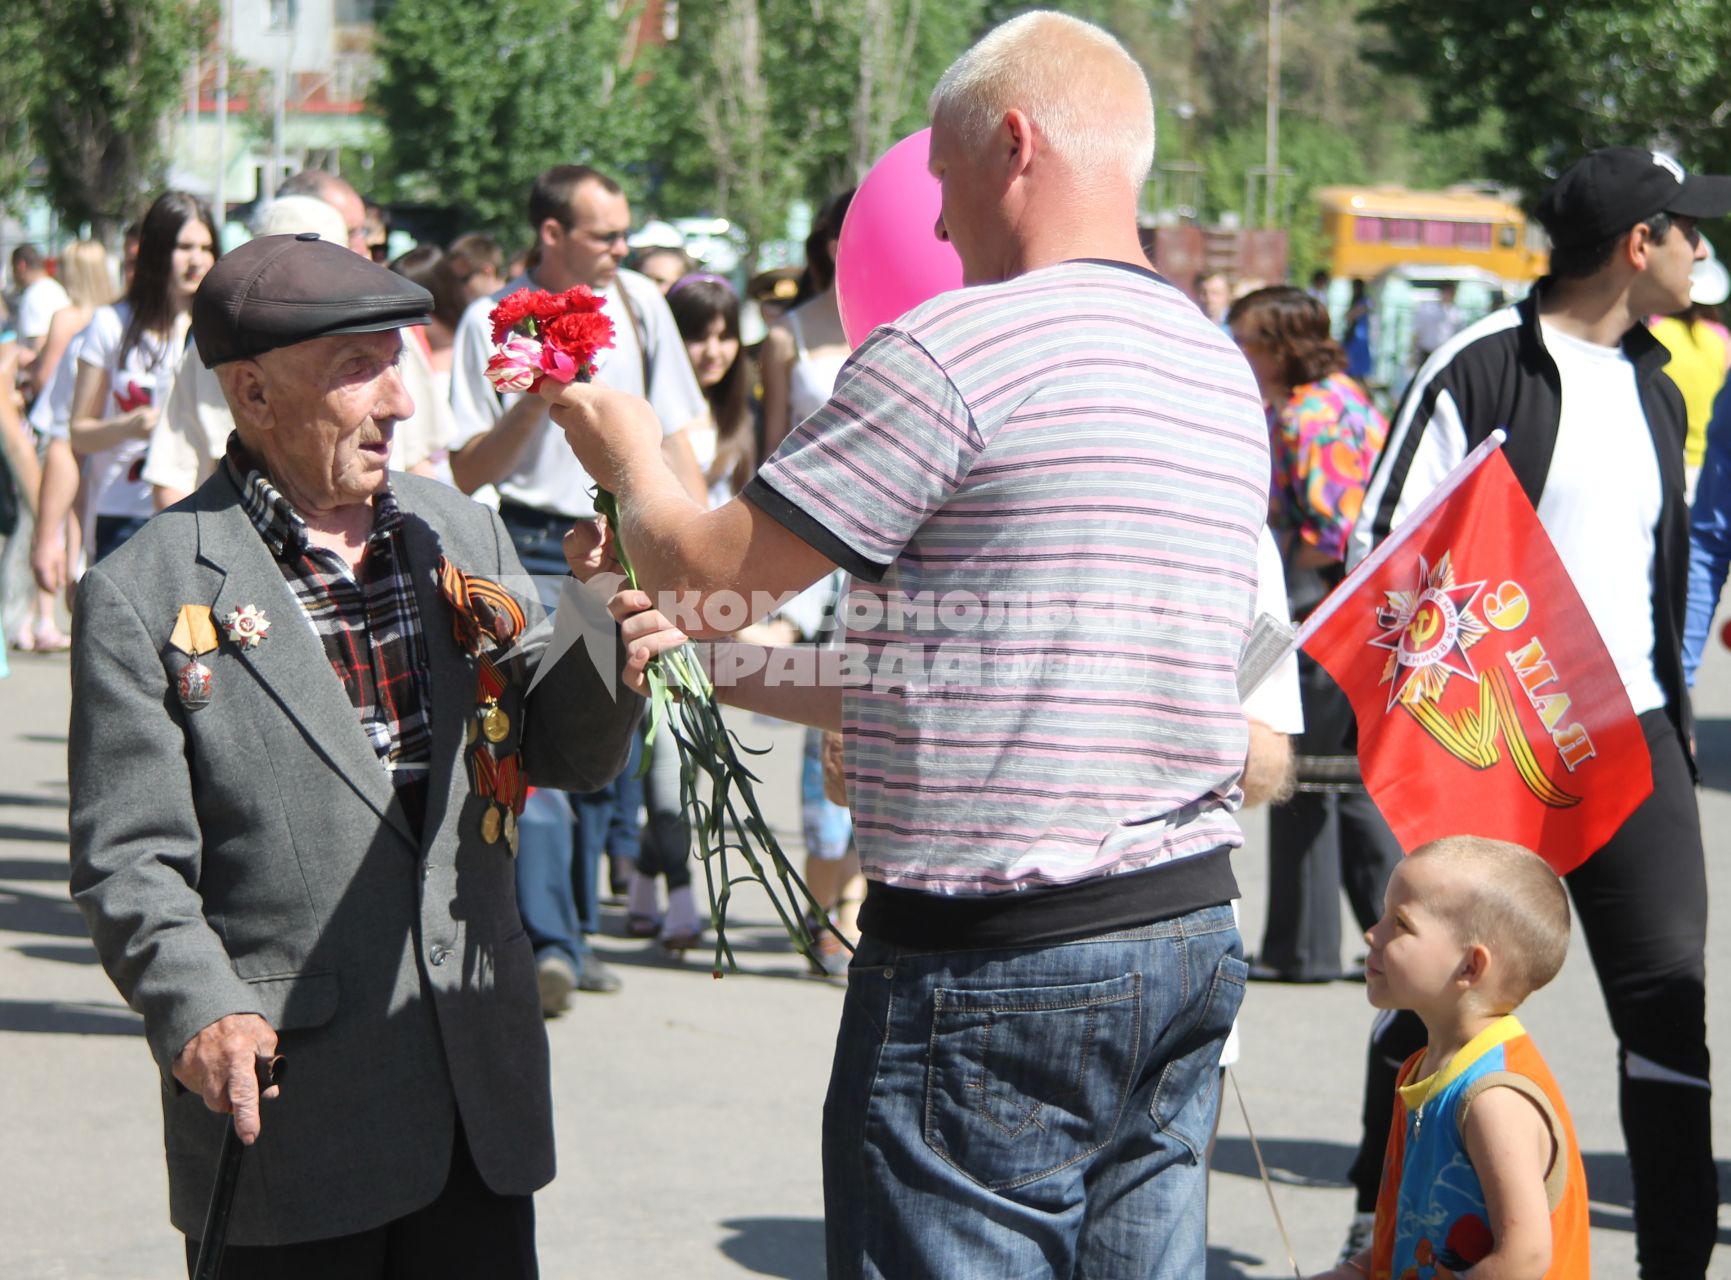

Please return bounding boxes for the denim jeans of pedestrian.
[499,508,593,973]
[514,787,586,973]
[93,513,151,564]
[800,727,852,861]
[823,903,1245,1280]
[572,733,643,933]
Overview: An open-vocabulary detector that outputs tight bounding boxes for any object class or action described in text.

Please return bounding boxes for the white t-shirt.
[16,276,70,341]
[682,419,739,511]
[449,268,706,517]
[1244,527,1305,734]
[1225,526,1305,1070]
[29,326,87,439]
[1410,300,1461,356]
[79,302,188,520]
[1536,321,1666,714]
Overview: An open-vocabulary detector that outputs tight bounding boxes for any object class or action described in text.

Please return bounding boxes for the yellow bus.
[1315,185,1548,283]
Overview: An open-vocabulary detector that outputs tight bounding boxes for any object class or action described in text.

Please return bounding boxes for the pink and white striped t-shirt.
[747,259,1270,897]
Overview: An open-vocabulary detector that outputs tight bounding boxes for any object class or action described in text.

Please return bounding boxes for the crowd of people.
[4,7,1724,1278]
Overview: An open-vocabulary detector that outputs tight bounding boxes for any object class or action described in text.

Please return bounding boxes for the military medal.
[176,659,214,710]
[476,653,510,742]
[436,558,532,855]
[168,605,221,712]
[222,603,271,649]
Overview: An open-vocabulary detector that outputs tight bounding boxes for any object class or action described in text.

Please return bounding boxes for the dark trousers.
[1260,786,1402,979]
[184,1124,536,1279]
[93,513,151,563]
[1567,709,1714,1277]
[1347,1007,1426,1210]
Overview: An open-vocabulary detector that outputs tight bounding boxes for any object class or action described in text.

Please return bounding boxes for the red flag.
[1300,441,1652,872]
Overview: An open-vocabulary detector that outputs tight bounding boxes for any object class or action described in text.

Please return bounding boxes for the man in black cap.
[67,233,682,1275]
[1347,148,1729,1277]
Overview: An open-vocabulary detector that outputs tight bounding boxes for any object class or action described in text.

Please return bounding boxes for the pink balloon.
[835,128,966,348]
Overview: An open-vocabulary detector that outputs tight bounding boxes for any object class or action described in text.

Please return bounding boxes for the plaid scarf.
[226,437,433,833]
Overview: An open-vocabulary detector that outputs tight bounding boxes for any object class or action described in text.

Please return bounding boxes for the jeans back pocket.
[923,972,1142,1192]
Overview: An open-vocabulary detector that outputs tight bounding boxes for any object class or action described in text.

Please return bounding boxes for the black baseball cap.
[1536,147,1731,249]
[193,232,430,368]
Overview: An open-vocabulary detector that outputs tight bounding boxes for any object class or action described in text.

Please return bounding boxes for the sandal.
[659,925,704,957]
[31,624,70,653]
[625,912,663,939]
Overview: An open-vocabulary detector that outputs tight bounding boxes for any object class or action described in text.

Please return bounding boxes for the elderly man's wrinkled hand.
[173,1013,280,1145]
[539,381,662,492]
[562,518,622,583]
[608,588,688,697]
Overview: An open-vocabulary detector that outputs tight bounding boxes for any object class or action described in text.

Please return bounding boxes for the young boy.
[1312,836,1590,1279]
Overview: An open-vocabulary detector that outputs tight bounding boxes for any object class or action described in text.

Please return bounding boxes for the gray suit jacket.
[68,469,641,1245]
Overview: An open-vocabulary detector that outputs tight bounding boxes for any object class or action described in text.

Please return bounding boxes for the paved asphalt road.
[3,630,1730,1278]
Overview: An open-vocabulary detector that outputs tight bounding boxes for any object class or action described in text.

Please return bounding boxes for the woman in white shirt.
[69,191,217,563]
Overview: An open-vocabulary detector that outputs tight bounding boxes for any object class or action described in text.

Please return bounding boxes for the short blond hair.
[928,11,1155,190]
[1410,836,1571,1002]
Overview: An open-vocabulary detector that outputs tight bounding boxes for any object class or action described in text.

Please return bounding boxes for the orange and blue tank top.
[1370,1015,1590,1278]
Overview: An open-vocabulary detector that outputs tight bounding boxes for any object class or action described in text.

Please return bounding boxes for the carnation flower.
[484,334,546,394]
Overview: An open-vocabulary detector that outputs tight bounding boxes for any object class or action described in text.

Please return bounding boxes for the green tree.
[370,0,648,239]
[1363,0,1731,198]
[0,6,46,218]
[637,0,984,259]
[24,0,210,238]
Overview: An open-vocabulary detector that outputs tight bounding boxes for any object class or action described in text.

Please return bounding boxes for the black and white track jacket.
[1346,282,1693,749]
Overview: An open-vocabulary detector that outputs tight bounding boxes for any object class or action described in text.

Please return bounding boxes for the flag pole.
[1241,429,1507,698]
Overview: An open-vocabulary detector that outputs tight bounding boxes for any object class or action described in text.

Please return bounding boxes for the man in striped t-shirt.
[543,12,1268,1276]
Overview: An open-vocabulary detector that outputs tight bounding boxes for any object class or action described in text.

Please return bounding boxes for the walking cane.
[191,1054,286,1280]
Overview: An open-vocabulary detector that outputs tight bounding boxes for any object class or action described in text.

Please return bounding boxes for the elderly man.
[546,14,1269,1275]
[68,233,679,1276]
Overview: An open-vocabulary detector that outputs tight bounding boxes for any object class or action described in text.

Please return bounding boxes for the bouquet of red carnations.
[486,288,844,978]
[483,286,614,394]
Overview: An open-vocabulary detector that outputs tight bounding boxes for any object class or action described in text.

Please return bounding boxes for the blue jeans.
[94,514,151,563]
[572,733,643,932]
[800,728,852,861]
[515,787,587,972]
[499,505,595,971]
[823,903,1245,1280]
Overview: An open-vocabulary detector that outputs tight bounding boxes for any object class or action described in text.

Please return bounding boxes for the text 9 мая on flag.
[1298,433,1651,873]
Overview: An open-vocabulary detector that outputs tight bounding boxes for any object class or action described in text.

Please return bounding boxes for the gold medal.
[480,803,503,845]
[504,808,519,856]
[480,701,510,743]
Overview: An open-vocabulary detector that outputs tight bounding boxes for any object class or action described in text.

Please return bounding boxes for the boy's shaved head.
[1410,836,1571,1002]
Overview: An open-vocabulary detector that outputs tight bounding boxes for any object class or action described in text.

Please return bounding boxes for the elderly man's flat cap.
[193,232,431,367]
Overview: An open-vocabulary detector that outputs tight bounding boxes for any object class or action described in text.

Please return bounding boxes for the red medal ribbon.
[437,556,527,656]
[495,753,524,814]
[476,651,507,702]
[471,746,500,799]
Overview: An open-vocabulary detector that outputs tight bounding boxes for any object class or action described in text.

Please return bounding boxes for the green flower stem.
[593,486,852,975]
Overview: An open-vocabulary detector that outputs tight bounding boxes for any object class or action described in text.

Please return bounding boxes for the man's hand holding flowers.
[536,378,667,500]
